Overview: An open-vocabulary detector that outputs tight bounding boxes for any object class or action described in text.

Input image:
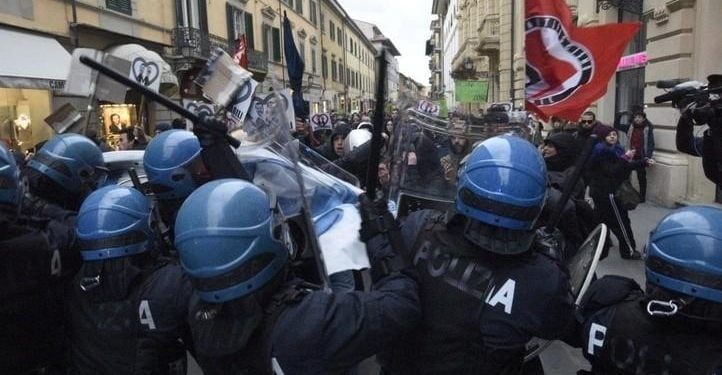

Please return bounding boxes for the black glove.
[193,114,229,148]
[535,226,565,262]
[358,194,394,242]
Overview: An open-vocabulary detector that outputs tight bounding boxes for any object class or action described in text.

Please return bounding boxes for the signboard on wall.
[455,80,489,103]
[617,51,648,71]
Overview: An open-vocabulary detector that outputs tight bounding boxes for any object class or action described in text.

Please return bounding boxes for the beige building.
[429,0,524,114]
[0,0,177,149]
[568,0,721,207]
[0,0,377,151]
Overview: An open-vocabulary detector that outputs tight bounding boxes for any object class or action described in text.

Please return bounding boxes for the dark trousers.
[592,193,637,256]
[634,167,647,200]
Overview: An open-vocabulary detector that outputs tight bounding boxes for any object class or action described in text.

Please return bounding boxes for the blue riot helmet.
[456,135,547,254]
[646,206,722,307]
[27,134,107,195]
[76,186,153,261]
[174,179,289,303]
[0,142,20,209]
[143,130,204,200]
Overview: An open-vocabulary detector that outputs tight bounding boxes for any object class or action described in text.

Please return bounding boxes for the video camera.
[654,75,722,125]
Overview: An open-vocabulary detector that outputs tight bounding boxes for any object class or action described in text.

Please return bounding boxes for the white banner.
[309,112,332,132]
[417,99,440,116]
[226,79,259,129]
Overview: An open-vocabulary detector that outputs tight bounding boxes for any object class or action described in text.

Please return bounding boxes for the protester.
[439,134,471,183]
[85,129,113,152]
[548,116,566,137]
[154,122,172,135]
[132,126,150,150]
[626,111,655,202]
[293,116,320,147]
[117,127,134,150]
[576,111,606,144]
[320,122,351,161]
[588,126,653,260]
[171,118,187,130]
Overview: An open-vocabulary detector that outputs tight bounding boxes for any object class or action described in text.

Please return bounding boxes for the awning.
[106,44,179,97]
[0,26,71,90]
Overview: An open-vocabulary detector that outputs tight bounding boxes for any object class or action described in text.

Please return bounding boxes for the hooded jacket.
[319,123,351,162]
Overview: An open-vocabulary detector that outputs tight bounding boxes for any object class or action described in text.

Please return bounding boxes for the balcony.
[172,27,210,59]
[476,14,500,56]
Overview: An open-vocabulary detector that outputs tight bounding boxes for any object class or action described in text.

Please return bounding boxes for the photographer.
[661,75,722,185]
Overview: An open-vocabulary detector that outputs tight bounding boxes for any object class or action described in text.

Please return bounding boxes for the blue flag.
[283,12,309,118]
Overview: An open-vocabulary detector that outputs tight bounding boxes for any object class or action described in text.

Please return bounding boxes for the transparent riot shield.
[388,109,531,219]
[524,223,608,361]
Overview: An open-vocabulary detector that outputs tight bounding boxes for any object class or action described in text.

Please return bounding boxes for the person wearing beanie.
[589,127,654,260]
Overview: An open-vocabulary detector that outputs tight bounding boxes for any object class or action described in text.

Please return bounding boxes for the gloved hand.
[535,226,565,262]
[193,114,229,148]
[357,194,393,242]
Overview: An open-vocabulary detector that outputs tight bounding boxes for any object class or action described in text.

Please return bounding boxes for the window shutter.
[272,27,281,62]
[198,0,208,33]
[244,13,255,50]
[226,3,235,51]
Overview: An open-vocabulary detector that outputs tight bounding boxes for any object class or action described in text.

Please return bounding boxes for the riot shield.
[568,223,608,304]
[388,109,530,218]
[524,223,608,361]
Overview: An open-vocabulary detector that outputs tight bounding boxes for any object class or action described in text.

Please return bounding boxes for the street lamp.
[464,57,474,71]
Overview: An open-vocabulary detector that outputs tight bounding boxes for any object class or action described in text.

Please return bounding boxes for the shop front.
[0,26,71,152]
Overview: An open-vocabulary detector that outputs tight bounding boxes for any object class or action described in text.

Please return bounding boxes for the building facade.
[0,0,378,151]
[0,0,178,149]
[429,0,524,115]
[570,0,721,207]
[354,19,401,103]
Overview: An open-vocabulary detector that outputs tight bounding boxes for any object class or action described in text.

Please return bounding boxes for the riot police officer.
[68,186,193,374]
[577,205,722,374]
[379,135,575,374]
[174,179,420,374]
[143,130,208,251]
[23,133,107,215]
[0,142,80,374]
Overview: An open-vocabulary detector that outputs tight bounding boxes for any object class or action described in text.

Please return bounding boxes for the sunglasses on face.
[581,120,594,124]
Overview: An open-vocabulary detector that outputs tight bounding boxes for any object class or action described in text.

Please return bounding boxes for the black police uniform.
[188,242,420,374]
[68,260,193,375]
[0,207,79,373]
[379,210,575,375]
[577,275,722,375]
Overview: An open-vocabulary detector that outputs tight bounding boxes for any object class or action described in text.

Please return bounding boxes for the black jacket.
[588,148,645,197]
[0,208,79,373]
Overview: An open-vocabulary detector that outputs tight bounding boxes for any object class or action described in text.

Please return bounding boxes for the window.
[331,59,337,81]
[311,49,317,74]
[337,28,342,46]
[320,12,325,33]
[330,21,335,41]
[346,67,350,85]
[295,0,303,15]
[226,5,254,49]
[322,54,328,79]
[107,0,132,15]
[263,25,282,62]
[309,1,317,25]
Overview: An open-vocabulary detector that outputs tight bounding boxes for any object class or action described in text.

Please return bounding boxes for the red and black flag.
[525,0,640,121]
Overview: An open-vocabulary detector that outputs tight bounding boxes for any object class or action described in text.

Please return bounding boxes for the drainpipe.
[509,0,516,106]
[71,0,79,47]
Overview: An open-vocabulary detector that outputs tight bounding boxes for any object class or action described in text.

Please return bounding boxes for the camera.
[654,75,722,125]
[656,75,722,186]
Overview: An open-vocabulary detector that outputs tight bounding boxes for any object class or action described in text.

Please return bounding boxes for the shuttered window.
[106,0,132,15]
